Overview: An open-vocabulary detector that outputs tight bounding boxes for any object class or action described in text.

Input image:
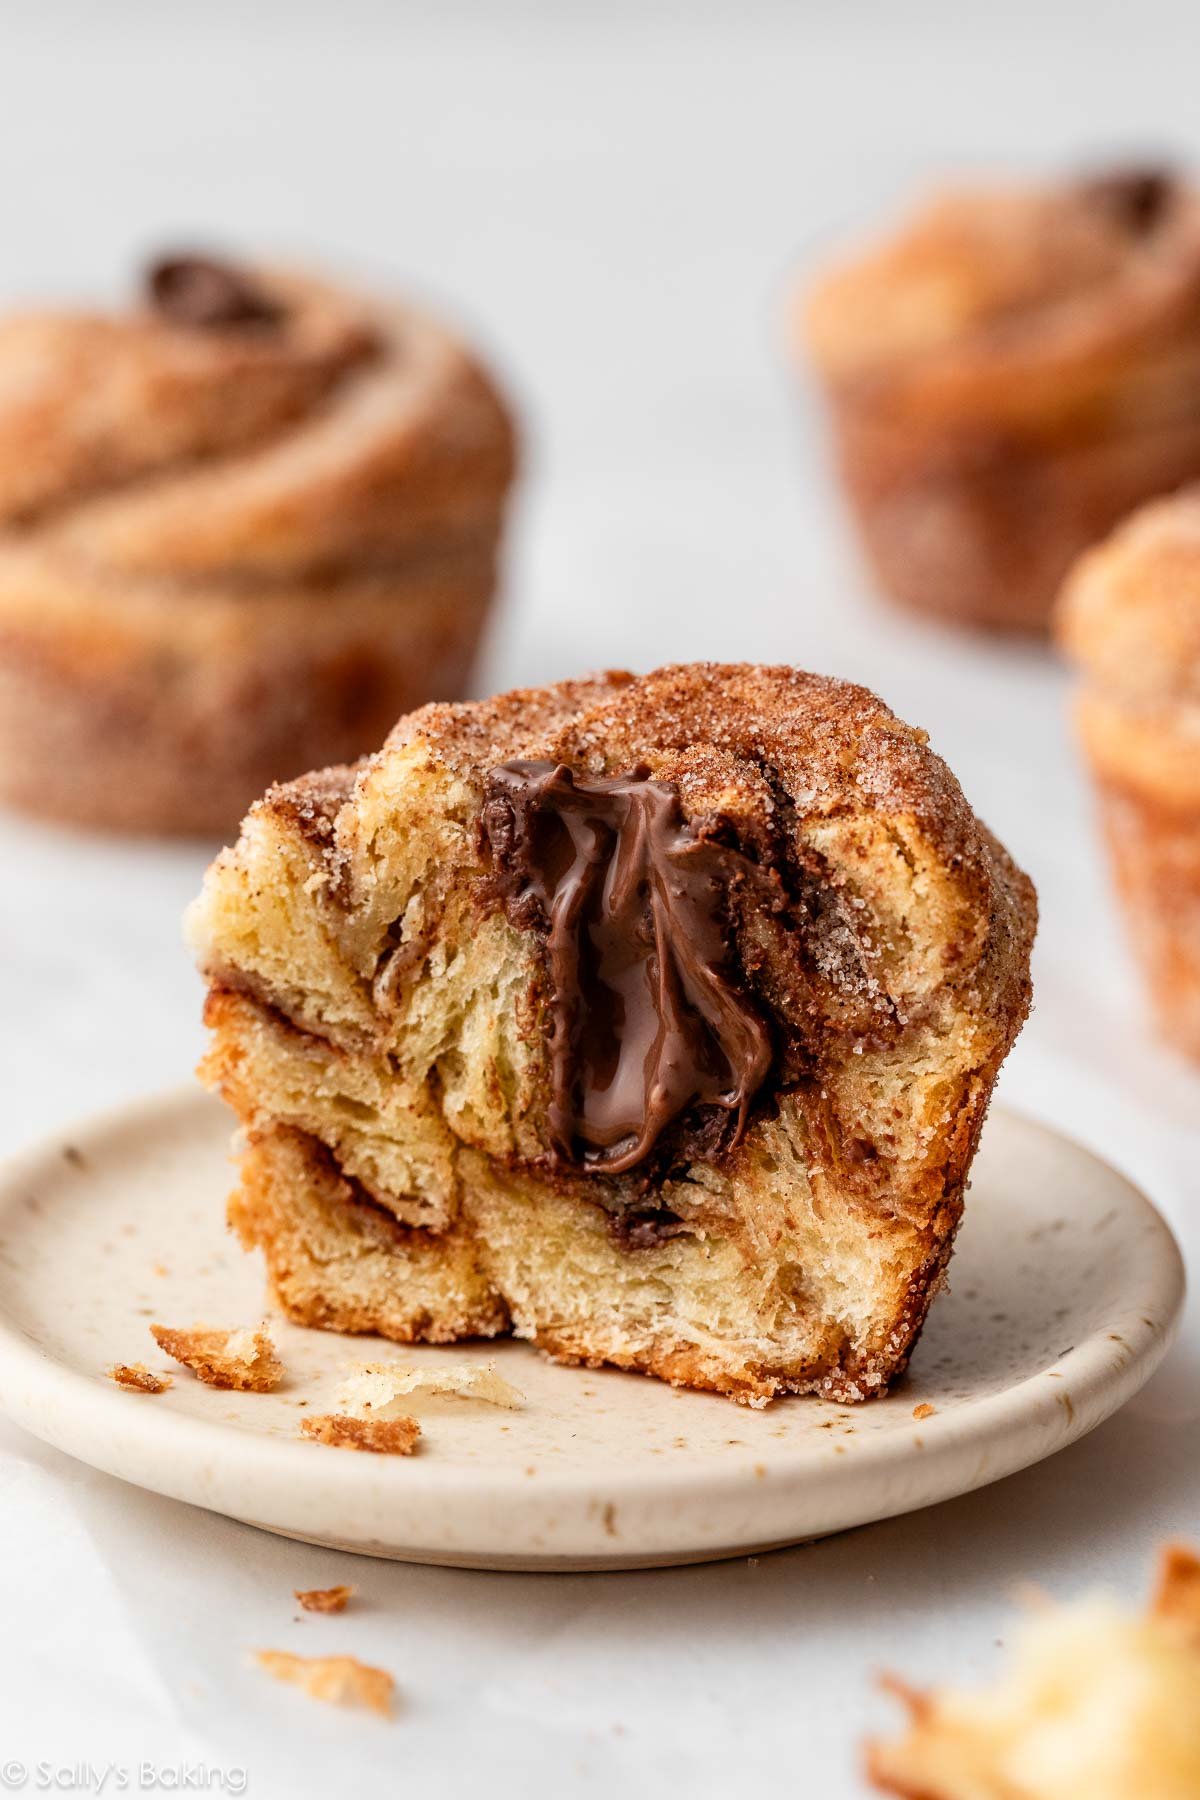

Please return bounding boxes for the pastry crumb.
[150,1323,282,1391]
[301,1413,421,1454]
[109,1363,172,1394]
[336,1359,524,1416]
[295,1585,355,1614]
[255,1649,393,1716]
[912,1402,936,1421]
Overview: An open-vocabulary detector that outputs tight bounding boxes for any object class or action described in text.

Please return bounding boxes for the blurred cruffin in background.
[800,162,1200,634]
[0,251,518,837]
[1057,486,1200,1062]
[869,1543,1200,1799]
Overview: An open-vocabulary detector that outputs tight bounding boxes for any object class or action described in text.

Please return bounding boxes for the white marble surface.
[1,3,1198,1795]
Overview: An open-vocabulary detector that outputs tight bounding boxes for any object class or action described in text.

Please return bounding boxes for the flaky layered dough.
[0,260,517,834]
[802,168,1200,631]
[190,664,1035,1405]
[1058,490,1200,1059]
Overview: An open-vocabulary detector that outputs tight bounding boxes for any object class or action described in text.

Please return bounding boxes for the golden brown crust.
[193,663,1035,1406]
[150,1322,283,1391]
[254,1649,394,1716]
[0,262,517,834]
[802,169,1200,631]
[300,1413,421,1454]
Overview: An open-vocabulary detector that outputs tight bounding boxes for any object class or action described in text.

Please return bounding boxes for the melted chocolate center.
[482,761,774,1175]
[146,253,284,330]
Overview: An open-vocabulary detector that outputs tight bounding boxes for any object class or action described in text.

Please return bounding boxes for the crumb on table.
[295,1585,355,1614]
[254,1650,393,1716]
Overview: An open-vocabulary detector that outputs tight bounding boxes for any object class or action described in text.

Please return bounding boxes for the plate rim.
[0,1086,1185,1568]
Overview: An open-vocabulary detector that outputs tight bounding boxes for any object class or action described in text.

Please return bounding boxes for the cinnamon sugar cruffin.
[0,264,517,836]
[869,1544,1200,1798]
[109,1363,172,1394]
[1057,490,1200,1062]
[300,1414,421,1454]
[255,1650,394,1717]
[150,1323,282,1391]
[295,1585,355,1614]
[192,664,1035,1407]
[803,169,1200,632]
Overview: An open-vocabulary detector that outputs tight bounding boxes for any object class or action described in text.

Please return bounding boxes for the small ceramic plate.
[0,1090,1183,1570]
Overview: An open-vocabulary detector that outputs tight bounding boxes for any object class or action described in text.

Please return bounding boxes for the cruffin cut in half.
[189,663,1035,1405]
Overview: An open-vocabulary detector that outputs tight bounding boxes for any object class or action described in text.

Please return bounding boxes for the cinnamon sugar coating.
[802,165,1200,631]
[0,260,517,834]
[192,663,1035,1405]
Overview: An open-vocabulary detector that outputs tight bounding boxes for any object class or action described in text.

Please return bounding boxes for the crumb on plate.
[150,1323,282,1391]
[336,1359,524,1416]
[109,1363,172,1394]
[300,1413,421,1454]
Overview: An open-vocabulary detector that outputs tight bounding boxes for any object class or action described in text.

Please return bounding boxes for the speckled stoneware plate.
[0,1089,1183,1571]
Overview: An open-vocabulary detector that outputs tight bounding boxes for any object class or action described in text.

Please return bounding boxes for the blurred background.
[2,4,1198,1794]
[5,0,1199,1146]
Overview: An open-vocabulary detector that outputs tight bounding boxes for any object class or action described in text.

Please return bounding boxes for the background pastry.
[869,1544,1200,1799]
[802,165,1200,632]
[189,662,1035,1406]
[0,253,518,835]
[1058,487,1200,1060]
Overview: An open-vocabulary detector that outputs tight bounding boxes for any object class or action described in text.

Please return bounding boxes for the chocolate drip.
[482,760,773,1175]
[146,253,285,331]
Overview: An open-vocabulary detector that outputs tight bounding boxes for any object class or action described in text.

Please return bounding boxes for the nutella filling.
[482,761,773,1175]
[146,253,285,331]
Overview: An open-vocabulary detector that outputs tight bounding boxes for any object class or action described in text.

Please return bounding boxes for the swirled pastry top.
[804,165,1200,433]
[1058,487,1200,708]
[0,253,517,579]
